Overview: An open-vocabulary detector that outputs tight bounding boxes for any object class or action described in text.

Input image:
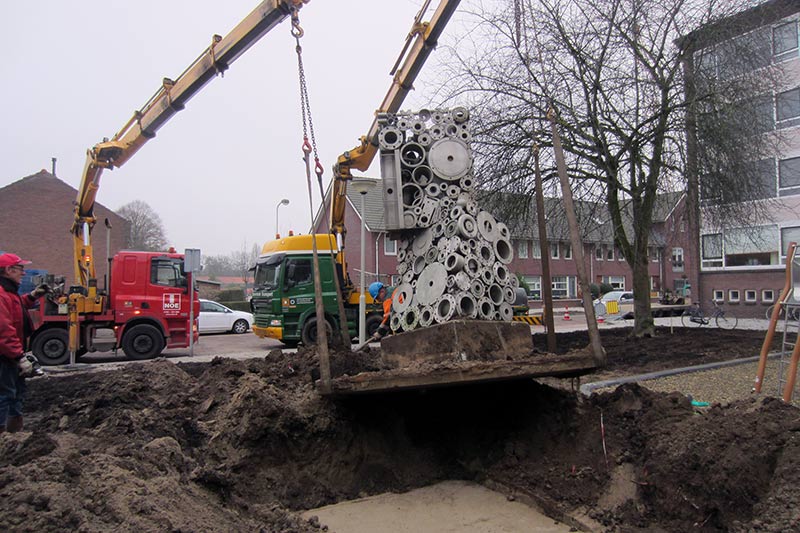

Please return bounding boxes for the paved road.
[46,313,773,374]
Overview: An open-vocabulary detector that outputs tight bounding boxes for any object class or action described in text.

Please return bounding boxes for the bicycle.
[764,302,800,322]
[681,299,738,330]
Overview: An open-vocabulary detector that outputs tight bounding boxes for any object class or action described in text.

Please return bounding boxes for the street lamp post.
[275,198,290,237]
[350,178,376,344]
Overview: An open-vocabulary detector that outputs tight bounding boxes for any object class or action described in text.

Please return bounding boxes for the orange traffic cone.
[563,306,571,321]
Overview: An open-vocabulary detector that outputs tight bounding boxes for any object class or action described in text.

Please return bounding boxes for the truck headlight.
[270,319,281,327]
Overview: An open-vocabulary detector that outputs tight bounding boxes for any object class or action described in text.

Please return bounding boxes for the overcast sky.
[1,0,462,257]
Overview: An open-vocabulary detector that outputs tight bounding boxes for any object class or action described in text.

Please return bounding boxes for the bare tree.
[116,200,169,252]
[429,0,784,336]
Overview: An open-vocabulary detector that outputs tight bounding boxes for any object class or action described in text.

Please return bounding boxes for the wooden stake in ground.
[548,108,606,367]
[532,144,557,354]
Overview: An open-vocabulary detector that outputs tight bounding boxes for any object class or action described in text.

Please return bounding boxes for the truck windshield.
[254,254,283,290]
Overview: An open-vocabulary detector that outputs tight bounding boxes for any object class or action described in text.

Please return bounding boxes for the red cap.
[0,253,32,268]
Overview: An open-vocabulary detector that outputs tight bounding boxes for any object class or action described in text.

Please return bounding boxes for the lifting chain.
[292,8,324,189]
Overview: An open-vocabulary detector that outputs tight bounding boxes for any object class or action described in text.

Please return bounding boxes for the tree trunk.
[632,255,655,337]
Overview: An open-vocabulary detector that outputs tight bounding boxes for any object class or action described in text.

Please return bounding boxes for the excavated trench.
[1,330,799,532]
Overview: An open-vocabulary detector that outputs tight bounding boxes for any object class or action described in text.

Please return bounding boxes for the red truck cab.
[30,250,199,365]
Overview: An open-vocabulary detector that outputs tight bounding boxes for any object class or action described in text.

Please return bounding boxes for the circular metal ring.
[417,132,432,147]
[477,211,498,242]
[493,263,509,284]
[402,183,424,209]
[465,255,481,277]
[503,286,515,304]
[499,302,513,321]
[400,142,426,168]
[445,253,465,273]
[489,284,504,306]
[402,308,419,331]
[456,293,477,319]
[494,237,514,264]
[457,214,478,238]
[452,106,470,123]
[478,297,494,320]
[378,126,404,150]
[412,165,433,187]
[392,283,414,314]
[425,182,442,198]
[435,294,456,323]
[428,138,471,181]
[418,306,434,327]
[390,313,403,332]
[470,279,485,299]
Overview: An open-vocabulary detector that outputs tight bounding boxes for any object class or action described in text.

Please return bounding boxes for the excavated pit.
[1,327,798,532]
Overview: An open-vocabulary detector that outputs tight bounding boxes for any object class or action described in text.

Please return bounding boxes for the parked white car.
[198,299,253,334]
[595,290,634,306]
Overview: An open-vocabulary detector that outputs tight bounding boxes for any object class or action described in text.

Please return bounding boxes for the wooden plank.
[320,353,598,396]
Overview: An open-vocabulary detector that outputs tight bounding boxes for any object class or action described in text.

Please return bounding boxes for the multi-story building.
[681,0,800,317]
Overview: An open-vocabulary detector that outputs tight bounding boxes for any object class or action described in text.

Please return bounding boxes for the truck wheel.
[301,317,332,346]
[231,319,249,334]
[31,329,70,366]
[122,324,165,360]
[365,315,383,338]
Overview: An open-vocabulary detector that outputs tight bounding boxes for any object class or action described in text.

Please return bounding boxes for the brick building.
[681,0,800,318]
[0,170,130,287]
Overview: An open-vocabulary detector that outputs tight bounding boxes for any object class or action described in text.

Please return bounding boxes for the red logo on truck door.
[163,293,182,316]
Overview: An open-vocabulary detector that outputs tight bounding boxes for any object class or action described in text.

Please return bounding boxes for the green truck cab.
[250,234,383,346]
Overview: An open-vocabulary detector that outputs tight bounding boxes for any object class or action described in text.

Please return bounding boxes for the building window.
[384,236,397,256]
[606,247,614,261]
[779,156,800,190]
[728,289,740,303]
[648,247,661,262]
[672,247,684,272]
[532,240,541,259]
[745,290,757,303]
[518,240,529,259]
[702,233,723,268]
[774,21,798,56]
[551,242,559,259]
[606,276,625,290]
[524,275,541,299]
[617,247,625,261]
[777,87,800,123]
[595,246,603,261]
[563,243,572,260]
[781,226,800,257]
[551,276,574,299]
[713,289,724,302]
[763,289,775,303]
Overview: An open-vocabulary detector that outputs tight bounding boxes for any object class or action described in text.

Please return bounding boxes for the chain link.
[292,9,324,184]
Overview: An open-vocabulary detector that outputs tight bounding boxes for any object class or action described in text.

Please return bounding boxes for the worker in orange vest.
[368,282,402,341]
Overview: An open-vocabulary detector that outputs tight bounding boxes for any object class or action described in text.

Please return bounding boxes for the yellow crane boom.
[73,0,308,287]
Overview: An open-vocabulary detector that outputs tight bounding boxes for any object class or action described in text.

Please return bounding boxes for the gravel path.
[590,357,800,407]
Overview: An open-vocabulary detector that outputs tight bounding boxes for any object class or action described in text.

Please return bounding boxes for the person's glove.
[17,356,34,377]
[371,331,383,341]
[30,283,52,298]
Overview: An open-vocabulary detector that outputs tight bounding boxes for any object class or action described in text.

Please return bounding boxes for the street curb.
[579,352,780,396]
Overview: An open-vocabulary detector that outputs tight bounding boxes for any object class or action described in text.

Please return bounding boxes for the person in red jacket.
[0,253,49,433]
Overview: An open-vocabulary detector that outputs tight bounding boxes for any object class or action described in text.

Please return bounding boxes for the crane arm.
[73,0,308,286]
[329,0,461,254]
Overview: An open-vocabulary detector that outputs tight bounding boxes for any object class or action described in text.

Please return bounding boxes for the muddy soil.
[1,327,797,532]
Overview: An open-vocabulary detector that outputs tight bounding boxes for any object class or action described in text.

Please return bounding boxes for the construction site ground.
[2,323,799,532]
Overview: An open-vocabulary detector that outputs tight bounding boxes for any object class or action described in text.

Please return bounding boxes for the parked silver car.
[198,299,253,334]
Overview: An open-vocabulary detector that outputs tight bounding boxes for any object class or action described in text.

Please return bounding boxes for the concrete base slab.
[381,320,533,367]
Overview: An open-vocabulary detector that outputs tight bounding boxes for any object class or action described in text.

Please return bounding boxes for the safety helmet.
[368,282,384,299]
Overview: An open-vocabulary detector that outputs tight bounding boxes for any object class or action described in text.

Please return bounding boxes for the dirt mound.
[1,328,797,532]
